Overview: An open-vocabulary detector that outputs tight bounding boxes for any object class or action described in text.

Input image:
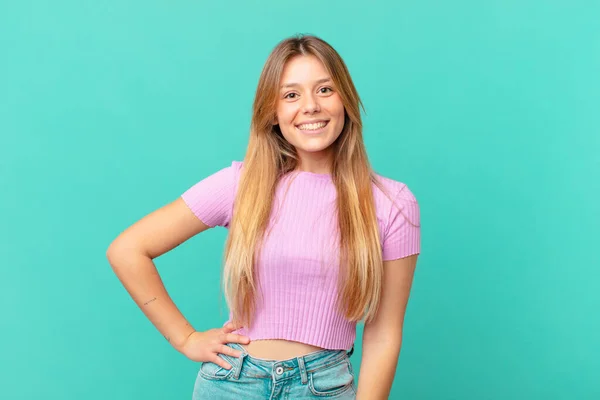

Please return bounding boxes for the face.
[274,55,345,167]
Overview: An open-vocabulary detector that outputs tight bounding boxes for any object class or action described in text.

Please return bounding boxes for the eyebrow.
[280,77,332,89]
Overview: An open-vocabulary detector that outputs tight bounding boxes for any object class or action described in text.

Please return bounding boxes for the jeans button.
[275,366,284,375]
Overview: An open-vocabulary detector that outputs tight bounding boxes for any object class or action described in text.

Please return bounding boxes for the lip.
[295,120,329,135]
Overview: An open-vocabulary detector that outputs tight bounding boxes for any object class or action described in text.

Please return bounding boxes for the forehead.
[280,55,329,85]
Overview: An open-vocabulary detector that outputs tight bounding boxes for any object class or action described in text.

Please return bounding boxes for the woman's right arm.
[106,197,210,351]
[105,197,249,366]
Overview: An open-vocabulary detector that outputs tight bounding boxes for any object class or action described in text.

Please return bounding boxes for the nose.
[302,93,321,114]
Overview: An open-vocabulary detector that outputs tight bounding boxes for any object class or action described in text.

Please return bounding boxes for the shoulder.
[210,160,243,177]
[180,160,244,228]
[371,172,418,210]
[223,160,244,183]
[231,160,244,172]
[371,172,420,230]
[371,172,421,259]
[206,160,244,183]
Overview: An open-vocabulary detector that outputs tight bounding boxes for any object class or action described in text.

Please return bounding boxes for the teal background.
[1,1,598,399]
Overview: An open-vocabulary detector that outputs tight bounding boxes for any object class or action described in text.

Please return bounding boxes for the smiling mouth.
[295,120,329,131]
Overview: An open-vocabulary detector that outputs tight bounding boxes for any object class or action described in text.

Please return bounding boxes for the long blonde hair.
[223,34,391,328]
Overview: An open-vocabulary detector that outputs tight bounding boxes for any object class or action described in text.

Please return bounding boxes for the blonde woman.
[107,34,420,399]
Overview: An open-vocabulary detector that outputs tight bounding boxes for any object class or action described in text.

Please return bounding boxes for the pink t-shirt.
[181,161,420,350]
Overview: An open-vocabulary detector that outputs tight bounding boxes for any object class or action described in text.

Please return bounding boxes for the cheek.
[276,107,298,142]
[277,103,299,125]
[328,102,345,128]
[324,97,345,119]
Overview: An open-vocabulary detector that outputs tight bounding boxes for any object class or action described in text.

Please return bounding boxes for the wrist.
[172,328,196,353]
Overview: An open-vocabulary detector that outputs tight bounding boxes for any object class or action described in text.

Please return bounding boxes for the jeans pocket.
[198,351,237,381]
[308,358,355,397]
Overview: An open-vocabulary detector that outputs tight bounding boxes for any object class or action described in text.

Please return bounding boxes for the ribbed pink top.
[181,161,420,350]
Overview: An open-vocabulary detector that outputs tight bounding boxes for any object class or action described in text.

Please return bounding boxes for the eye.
[319,87,333,94]
[284,92,298,99]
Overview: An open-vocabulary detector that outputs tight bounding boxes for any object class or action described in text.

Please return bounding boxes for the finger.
[219,344,243,359]
[223,321,243,333]
[225,333,251,345]
[211,354,233,370]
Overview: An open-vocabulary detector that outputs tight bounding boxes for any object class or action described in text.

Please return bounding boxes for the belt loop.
[231,343,248,380]
[232,351,247,380]
[297,356,308,385]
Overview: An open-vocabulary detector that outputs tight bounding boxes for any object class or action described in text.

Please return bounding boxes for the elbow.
[106,241,122,271]
[106,238,139,271]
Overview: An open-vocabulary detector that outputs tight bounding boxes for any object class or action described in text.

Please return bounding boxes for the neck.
[295,150,333,175]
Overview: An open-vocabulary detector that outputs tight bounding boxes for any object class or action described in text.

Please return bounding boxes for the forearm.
[107,249,195,351]
[356,334,402,399]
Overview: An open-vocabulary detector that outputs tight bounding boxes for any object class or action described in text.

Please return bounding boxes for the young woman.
[107,34,420,399]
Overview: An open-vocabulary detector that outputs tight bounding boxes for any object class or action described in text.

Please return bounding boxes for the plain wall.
[1,1,598,399]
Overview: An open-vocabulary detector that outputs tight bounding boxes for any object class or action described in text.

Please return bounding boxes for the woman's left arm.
[355,254,419,400]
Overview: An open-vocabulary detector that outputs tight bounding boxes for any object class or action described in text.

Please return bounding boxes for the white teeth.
[297,121,327,130]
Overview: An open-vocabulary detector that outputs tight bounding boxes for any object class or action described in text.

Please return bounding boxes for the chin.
[281,127,340,154]
[296,139,336,153]
[298,147,329,154]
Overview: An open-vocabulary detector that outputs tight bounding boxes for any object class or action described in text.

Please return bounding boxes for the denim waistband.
[226,342,353,383]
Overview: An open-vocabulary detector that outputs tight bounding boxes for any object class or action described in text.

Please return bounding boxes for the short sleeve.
[180,161,242,228]
[382,184,421,261]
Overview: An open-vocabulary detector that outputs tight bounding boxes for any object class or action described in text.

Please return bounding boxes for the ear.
[272,116,278,125]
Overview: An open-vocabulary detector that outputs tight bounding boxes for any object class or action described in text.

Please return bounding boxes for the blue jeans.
[192,343,357,399]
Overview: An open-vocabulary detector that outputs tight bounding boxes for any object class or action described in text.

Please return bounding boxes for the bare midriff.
[240,339,324,361]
